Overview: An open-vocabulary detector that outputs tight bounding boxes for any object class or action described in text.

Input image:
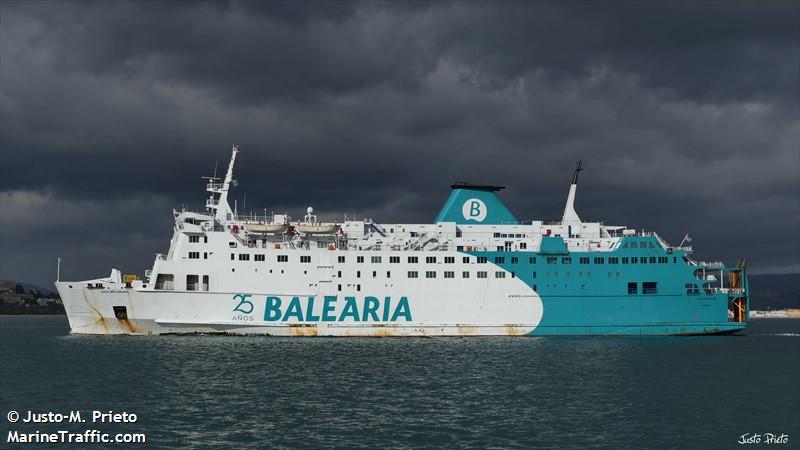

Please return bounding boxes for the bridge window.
[643,282,658,294]
[477,271,487,278]
[627,282,637,295]
[155,274,174,290]
[408,271,418,278]
[371,256,381,263]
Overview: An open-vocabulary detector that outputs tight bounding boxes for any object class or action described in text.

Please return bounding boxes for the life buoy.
[231,224,239,234]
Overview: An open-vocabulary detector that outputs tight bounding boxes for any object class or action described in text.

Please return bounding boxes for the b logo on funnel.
[462,198,487,222]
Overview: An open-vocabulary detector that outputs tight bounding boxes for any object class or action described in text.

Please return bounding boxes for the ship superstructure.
[55,146,749,335]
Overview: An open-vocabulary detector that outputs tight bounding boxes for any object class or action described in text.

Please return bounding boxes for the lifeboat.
[244,222,289,234]
[294,223,340,235]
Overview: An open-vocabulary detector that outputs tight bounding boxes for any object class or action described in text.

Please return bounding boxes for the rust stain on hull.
[118,318,141,334]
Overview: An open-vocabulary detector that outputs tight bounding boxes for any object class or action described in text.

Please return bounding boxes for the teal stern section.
[434,183,518,225]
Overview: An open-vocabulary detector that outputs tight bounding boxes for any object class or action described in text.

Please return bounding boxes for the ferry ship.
[55,146,749,336]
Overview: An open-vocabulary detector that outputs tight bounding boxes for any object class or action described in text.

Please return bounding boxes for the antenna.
[56,257,61,282]
[571,160,584,185]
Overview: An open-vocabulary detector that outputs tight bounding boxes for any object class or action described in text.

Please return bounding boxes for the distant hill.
[0,280,57,296]
[748,273,800,310]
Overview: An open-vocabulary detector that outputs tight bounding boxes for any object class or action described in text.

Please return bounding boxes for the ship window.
[387,271,391,278]
[609,257,619,264]
[426,256,437,263]
[444,271,454,278]
[462,271,470,278]
[188,252,200,259]
[594,257,604,264]
[372,271,377,278]
[357,284,361,292]
[640,258,647,265]
[456,230,462,237]
[189,236,200,243]
[511,271,516,278]
[579,257,589,264]
[649,242,656,248]
[457,246,464,251]
[390,256,400,263]
[631,257,638,263]
[255,254,265,262]
[685,283,700,295]
[674,257,677,263]
[495,271,506,278]
[301,256,311,263]
[643,282,658,294]
[477,257,487,264]
[357,256,364,263]
[408,256,419,263]
[229,242,236,248]
[357,271,361,278]
[546,256,557,264]
[495,257,505,264]
[239,254,250,261]
[477,271,487,278]
[622,242,629,248]
[561,257,572,264]
[203,252,208,259]
[463,256,470,263]
[533,271,537,278]
[529,256,536,264]
[230,253,235,260]
[371,256,381,263]
[277,255,288,262]
[155,274,174,290]
[410,232,418,237]
[622,257,629,264]
[338,256,346,263]
[649,257,656,264]
[338,284,342,291]
[496,246,504,251]
[337,271,342,278]
[445,257,455,264]
[186,275,198,291]
[511,257,519,264]
[520,242,527,249]
[627,282,637,295]
[204,236,208,243]
[533,284,537,291]
[408,271,418,278]
[630,242,638,249]
[202,275,209,291]
[494,232,501,238]
[426,271,436,278]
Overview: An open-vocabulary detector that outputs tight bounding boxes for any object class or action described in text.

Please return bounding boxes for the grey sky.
[1,1,798,287]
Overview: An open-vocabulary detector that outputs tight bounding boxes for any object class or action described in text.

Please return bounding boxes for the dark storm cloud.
[1,1,798,286]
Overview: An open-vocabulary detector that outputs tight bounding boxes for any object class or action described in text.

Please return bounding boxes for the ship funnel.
[435,183,517,225]
[561,160,582,223]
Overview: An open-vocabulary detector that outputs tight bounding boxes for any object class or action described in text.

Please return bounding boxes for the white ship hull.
[55,272,544,336]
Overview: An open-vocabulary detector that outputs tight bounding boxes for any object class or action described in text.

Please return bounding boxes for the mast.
[561,159,582,223]
[204,145,239,225]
